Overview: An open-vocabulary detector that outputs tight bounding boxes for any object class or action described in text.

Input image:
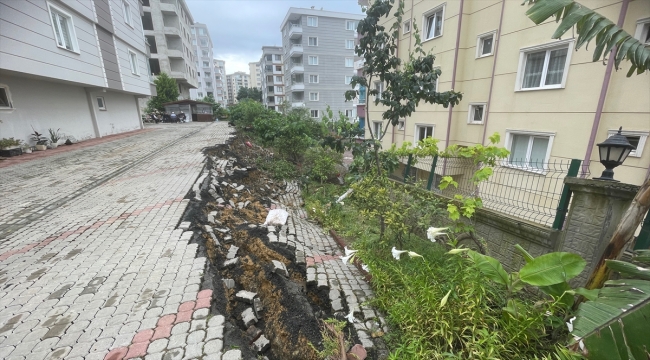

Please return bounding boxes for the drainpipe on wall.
[444,0,464,151]
[480,0,506,146]
[581,0,630,177]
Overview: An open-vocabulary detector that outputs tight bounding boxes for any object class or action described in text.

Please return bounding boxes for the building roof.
[162,100,212,106]
[280,7,364,29]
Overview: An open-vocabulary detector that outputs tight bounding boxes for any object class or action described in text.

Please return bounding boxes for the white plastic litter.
[263,209,289,226]
[336,188,353,204]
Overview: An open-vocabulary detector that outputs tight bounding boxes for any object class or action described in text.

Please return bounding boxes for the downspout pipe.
[481,0,506,145]
[581,0,630,177]
[444,0,464,151]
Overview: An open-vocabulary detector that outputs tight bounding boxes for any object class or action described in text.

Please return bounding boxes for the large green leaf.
[605,260,650,281]
[633,250,650,264]
[466,250,510,286]
[519,252,586,286]
[523,0,650,76]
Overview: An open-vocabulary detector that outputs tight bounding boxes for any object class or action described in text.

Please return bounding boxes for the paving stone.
[222,258,239,268]
[167,334,187,349]
[207,315,225,328]
[222,349,243,360]
[193,308,209,320]
[204,339,223,355]
[170,322,190,335]
[241,308,257,328]
[184,342,204,359]
[235,290,257,304]
[186,330,205,344]
[162,347,184,360]
[205,326,224,341]
[148,338,168,353]
[253,335,271,354]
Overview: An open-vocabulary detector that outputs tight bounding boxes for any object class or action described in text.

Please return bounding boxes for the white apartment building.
[214,59,227,106]
[142,0,197,99]
[249,62,262,89]
[280,8,364,119]
[0,0,152,143]
[225,72,250,105]
[189,23,215,100]
[259,47,285,112]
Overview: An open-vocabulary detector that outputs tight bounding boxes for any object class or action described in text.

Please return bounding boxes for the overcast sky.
[186,0,363,74]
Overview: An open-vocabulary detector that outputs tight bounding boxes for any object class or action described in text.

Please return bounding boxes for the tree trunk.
[585,179,650,290]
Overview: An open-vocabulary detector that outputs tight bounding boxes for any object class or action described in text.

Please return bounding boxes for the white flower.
[407,251,423,259]
[361,264,369,272]
[341,247,358,263]
[392,247,407,260]
[344,247,358,256]
[566,316,576,332]
[341,254,354,263]
[579,340,585,351]
[340,202,344,206]
[345,309,357,323]
[427,227,448,242]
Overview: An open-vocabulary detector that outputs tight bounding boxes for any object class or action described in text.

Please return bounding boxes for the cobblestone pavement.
[0,123,236,360]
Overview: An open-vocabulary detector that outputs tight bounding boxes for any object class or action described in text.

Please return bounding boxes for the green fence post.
[633,210,650,250]
[552,159,582,230]
[403,154,413,183]
[427,155,439,190]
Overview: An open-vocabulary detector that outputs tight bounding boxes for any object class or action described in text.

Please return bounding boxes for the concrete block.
[222,279,235,289]
[271,260,288,277]
[223,258,239,269]
[179,222,191,230]
[253,298,263,318]
[252,335,270,353]
[241,308,257,327]
[235,290,257,304]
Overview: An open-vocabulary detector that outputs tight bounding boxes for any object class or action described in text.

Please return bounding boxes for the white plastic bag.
[263,209,289,226]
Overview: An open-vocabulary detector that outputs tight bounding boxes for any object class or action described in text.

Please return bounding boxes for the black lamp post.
[594,127,634,182]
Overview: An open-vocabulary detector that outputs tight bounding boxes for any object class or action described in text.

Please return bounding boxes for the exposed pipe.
[444,0,464,151]
[581,0,630,177]
[480,0,506,146]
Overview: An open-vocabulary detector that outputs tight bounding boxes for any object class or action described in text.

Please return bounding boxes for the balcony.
[291,83,304,91]
[289,24,302,39]
[163,26,180,37]
[290,63,304,74]
[159,2,176,13]
[167,49,183,58]
[292,102,305,108]
[289,44,303,57]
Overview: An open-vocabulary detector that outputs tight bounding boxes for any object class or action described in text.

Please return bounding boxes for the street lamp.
[594,127,634,182]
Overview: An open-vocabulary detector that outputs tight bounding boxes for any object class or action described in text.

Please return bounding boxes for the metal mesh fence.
[394,156,586,227]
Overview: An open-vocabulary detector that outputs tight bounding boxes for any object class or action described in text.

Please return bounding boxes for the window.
[468,103,486,124]
[203,61,209,67]
[345,76,353,85]
[200,38,208,47]
[47,4,79,52]
[506,131,555,171]
[346,20,357,31]
[415,125,433,141]
[398,120,405,130]
[204,72,211,77]
[275,86,283,93]
[199,28,205,35]
[96,96,106,110]
[345,58,354,67]
[345,110,353,118]
[265,54,272,61]
[128,50,139,75]
[309,92,319,101]
[122,0,132,27]
[0,85,13,110]
[191,28,195,34]
[516,41,573,91]
[310,109,319,118]
[275,65,281,71]
[374,82,383,100]
[265,65,272,71]
[309,75,319,83]
[607,129,648,158]
[307,16,318,27]
[403,20,411,34]
[373,122,383,138]
[634,18,650,44]
[202,50,208,56]
[346,40,355,49]
[275,76,283,82]
[308,56,319,65]
[423,6,444,40]
[308,37,318,46]
[275,54,282,61]
[198,92,203,97]
[476,31,496,58]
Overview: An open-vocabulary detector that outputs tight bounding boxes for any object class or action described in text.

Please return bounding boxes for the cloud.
[186,0,363,74]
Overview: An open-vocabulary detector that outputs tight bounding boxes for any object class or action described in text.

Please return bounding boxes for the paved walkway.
[0,123,234,360]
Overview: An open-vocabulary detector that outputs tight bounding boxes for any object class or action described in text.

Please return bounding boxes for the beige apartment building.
[249,62,262,89]
[260,46,285,111]
[226,72,251,105]
[367,0,650,189]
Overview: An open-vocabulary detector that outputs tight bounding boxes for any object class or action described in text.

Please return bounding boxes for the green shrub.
[303,147,343,183]
[228,99,269,128]
[255,157,297,180]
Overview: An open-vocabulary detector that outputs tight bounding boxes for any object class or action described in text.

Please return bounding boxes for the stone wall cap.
[565,177,639,198]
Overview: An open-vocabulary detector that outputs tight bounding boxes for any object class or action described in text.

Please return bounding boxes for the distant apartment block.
[259,46,285,112]
[280,8,363,119]
[189,23,215,100]
[0,0,152,143]
[142,0,197,99]
[226,72,251,105]
[249,62,262,89]
[214,59,227,106]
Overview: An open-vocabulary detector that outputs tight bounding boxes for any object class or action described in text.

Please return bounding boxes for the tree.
[345,0,462,175]
[524,0,650,76]
[146,73,179,113]
[236,87,262,102]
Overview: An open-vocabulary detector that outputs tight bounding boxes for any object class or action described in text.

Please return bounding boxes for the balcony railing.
[289,44,303,57]
[289,24,302,39]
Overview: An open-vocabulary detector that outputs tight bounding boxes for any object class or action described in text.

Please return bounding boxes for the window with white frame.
[415,125,433,141]
[346,40,355,49]
[203,61,209,67]
[506,131,554,170]
[307,16,318,27]
[200,38,208,47]
[398,120,405,130]
[128,50,139,75]
[607,129,648,158]
[275,76,282,82]
[374,81,383,100]
[346,20,357,31]
[0,85,13,110]
[96,96,106,110]
[275,54,282,61]
[47,4,79,52]
[122,0,132,26]
[309,74,319,83]
[476,31,496,58]
[373,121,383,138]
[345,110,353,118]
[634,18,650,44]
[310,109,319,118]
[345,58,354,67]
[309,92,319,101]
[516,41,573,90]
[468,103,486,124]
[403,20,411,34]
[192,39,197,45]
[308,37,318,46]
[199,28,205,35]
[423,6,444,40]
[345,76,353,85]
[308,55,318,65]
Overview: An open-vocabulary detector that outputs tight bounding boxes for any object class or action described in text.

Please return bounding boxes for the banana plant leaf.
[519,252,586,286]
[523,0,650,76]
[466,250,510,286]
[605,259,650,280]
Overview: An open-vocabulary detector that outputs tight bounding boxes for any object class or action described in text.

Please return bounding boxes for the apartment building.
[280,8,364,119]
[214,59,227,106]
[249,62,262,89]
[367,0,649,187]
[189,23,215,100]
[225,72,251,105]
[0,0,152,143]
[142,0,197,99]
[259,46,285,111]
